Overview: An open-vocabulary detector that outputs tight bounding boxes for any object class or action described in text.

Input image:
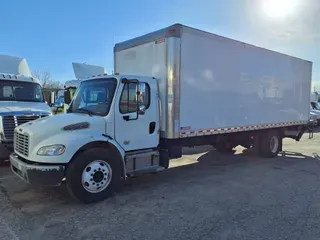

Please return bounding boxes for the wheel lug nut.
[104,178,106,180]
[98,168,101,171]
[90,178,93,181]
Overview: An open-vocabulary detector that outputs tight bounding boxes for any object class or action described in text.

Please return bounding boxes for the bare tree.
[32,70,62,89]
[32,70,52,88]
[32,70,62,104]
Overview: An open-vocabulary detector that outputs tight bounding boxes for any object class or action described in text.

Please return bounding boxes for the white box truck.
[0,55,51,162]
[10,24,312,203]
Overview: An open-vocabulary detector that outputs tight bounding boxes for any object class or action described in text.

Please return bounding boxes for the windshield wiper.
[75,108,94,116]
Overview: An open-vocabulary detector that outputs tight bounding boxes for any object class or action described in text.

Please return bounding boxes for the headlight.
[37,145,65,156]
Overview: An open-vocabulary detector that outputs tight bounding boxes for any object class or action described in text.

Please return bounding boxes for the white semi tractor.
[10,24,312,203]
[0,55,51,162]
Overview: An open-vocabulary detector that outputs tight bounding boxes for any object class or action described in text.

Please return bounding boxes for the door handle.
[123,115,130,121]
[149,122,156,134]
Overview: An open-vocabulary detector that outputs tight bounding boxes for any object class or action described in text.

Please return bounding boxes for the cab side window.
[120,82,150,114]
[120,83,137,114]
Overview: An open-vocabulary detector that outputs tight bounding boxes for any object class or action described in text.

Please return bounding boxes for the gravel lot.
[1,131,320,240]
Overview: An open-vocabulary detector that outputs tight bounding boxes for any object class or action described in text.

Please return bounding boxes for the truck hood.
[0,101,51,115]
[17,113,106,143]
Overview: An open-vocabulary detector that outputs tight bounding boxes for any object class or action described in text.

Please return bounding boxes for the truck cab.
[0,55,51,162]
[10,74,161,203]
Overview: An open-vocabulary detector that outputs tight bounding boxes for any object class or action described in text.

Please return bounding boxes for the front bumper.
[10,153,65,186]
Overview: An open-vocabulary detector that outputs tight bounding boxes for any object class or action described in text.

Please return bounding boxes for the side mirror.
[138,104,146,115]
[64,90,71,105]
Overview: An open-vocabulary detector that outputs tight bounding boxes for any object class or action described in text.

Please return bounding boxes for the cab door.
[114,77,159,151]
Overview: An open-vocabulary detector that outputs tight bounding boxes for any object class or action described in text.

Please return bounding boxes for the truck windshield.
[311,102,320,111]
[68,78,117,116]
[0,80,44,102]
[55,96,64,106]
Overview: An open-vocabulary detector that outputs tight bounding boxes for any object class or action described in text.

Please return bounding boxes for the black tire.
[66,148,122,204]
[259,131,282,158]
[215,142,234,153]
[0,144,11,166]
[241,143,252,149]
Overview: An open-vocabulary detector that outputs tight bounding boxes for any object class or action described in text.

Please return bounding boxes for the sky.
[1,0,319,88]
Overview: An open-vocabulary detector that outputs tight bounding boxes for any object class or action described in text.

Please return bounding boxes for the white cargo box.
[114,24,312,139]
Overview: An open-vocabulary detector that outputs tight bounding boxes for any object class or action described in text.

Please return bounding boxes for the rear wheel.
[257,131,282,158]
[215,142,234,153]
[66,148,121,204]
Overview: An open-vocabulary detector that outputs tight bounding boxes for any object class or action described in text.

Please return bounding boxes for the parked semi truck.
[10,24,312,203]
[0,55,51,162]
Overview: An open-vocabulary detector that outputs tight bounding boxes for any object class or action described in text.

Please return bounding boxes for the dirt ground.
[1,131,320,240]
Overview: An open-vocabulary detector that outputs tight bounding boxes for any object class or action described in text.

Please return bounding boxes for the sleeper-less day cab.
[10,24,312,203]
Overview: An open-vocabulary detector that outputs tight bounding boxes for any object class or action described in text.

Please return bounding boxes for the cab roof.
[81,74,155,83]
[0,72,41,85]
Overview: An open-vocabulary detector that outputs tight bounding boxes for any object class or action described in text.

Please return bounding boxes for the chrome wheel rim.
[270,136,279,153]
[81,160,112,193]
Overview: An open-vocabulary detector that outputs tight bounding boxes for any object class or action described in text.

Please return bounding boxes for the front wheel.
[66,148,121,204]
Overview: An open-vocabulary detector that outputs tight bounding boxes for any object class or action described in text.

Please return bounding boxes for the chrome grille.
[14,131,29,156]
[2,116,16,140]
[2,115,47,141]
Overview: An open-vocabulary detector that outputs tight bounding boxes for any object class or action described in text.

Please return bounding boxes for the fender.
[28,130,125,167]
[72,137,127,178]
